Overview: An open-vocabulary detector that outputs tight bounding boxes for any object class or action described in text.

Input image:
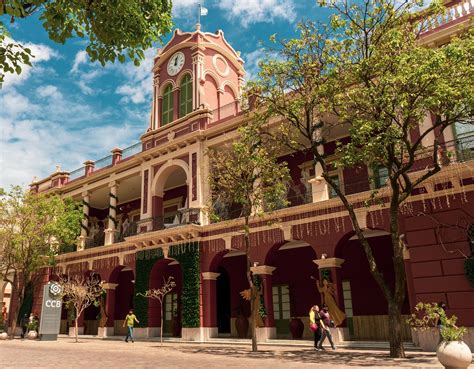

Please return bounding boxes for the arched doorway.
[335,230,411,341]
[265,240,319,338]
[151,162,190,230]
[148,259,182,337]
[83,271,101,335]
[216,266,231,334]
[112,267,135,335]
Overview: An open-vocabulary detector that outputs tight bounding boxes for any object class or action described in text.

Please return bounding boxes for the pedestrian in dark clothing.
[318,304,336,350]
[20,314,28,338]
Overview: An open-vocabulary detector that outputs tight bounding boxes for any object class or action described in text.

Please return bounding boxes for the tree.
[0,0,173,85]
[137,275,175,345]
[58,274,104,342]
[249,0,473,358]
[0,186,82,338]
[208,121,290,352]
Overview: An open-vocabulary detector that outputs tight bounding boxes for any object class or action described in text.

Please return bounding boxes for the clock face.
[167,52,185,76]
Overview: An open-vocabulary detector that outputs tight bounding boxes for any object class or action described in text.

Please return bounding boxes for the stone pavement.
[1,338,473,369]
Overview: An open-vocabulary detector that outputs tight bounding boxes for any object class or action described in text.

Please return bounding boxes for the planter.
[436,340,472,369]
[27,331,37,340]
[171,316,182,337]
[235,315,249,338]
[0,332,8,340]
[290,318,304,339]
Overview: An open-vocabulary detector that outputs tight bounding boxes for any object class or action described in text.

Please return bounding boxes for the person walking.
[309,305,323,350]
[123,309,139,343]
[318,304,336,350]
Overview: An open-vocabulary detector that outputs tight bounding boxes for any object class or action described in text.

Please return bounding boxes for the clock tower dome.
[149,24,245,131]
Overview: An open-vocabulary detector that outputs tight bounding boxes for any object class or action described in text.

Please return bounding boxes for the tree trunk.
[388,301,405,358]
[74,312,79,343]
[244,216,258,352]
[9,274,25,339]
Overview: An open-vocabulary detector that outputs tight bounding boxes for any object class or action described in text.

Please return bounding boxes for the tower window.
[162,84,174,126]
[179,74,193,118]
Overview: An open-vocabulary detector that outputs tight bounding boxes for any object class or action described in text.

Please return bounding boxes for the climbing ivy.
[253,275,267,319]
[169,242,200,328]
[134,248,164,327]
[464,257,474,288]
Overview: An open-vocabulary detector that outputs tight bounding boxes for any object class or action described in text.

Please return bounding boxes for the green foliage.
[464,257,474,288]
[208,121,291,221]
[169,243,200,328]
[133,248,164,327]
[0,0,172,85]
[16,285,33,324]
[407,302,467,341]
[253,275,267,319]
[0,21,33,85]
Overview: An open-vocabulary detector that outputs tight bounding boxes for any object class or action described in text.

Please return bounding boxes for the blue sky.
[0,0,332,189]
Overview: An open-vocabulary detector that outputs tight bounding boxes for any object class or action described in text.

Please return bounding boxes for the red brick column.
[201,272,219,328]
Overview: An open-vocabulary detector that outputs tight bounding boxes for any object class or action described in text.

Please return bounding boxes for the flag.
[200,6,208,16]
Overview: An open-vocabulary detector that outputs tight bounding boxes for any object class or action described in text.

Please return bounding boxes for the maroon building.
[9,1,473,350]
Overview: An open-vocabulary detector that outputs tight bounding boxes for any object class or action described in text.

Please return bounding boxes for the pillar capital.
[250,265,276,275]
[108,181,119,189]
[313,257,344,269]
[201,272,220,281]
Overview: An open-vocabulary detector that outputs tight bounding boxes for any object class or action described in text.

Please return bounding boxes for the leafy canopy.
[0,0,173,84]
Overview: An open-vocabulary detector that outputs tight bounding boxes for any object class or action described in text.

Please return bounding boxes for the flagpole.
[198,3,201,26]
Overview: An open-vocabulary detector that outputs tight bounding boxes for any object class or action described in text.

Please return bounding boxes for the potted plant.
[290,317,304,339]
[27,319,39,339]
[0,316,7,340]
[234,303,249,339]
[408,302,472,369]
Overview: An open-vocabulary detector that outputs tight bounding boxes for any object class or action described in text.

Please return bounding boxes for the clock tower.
[149,24,245,131]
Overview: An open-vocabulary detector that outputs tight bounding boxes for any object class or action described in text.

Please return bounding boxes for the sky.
[0,0,333,189]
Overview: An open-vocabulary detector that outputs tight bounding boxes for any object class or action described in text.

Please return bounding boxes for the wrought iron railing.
[94,154,113,170]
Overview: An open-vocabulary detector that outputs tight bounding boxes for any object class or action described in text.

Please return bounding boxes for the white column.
[308,134,329,202]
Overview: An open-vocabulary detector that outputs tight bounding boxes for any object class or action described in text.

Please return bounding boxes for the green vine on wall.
[465,257,474,288]
[253,275,267,319]
[134,248,164,327]
[169,242,200,328]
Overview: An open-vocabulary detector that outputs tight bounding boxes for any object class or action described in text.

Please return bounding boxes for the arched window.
[179,74,193,118]
[161,84,174,126]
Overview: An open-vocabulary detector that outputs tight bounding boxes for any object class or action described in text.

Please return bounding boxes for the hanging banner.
[39,282,63,341]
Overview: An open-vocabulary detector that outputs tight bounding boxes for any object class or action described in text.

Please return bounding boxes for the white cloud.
[217,0,296,27]
[0,88,143,189]
[172,0,200,18]
[1,38,59,87]
[114,48,155,104]
[71,50,88,73]
[243,48,266,80]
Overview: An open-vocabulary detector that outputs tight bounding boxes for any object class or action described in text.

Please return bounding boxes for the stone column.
[250,265,276,342]
[98,283,118,338]
[105,182,118,245]
[308,133,329,202]
[78,191,90,251]
[313,257,349,344]
[200,272,220,340]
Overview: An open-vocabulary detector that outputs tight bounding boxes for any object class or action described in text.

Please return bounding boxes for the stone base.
[181,327,218,342]
[147,327,161,337]
[329,327,349,345]
[68,327,84,337]
[133,328,150,338]
[97,327,114,338]
[256,327,276,342]
[412,327,474,352]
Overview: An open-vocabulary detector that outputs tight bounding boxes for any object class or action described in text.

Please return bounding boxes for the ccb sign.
[39,282,63,340]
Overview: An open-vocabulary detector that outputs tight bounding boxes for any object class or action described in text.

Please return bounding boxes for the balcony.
[126,208,201,237]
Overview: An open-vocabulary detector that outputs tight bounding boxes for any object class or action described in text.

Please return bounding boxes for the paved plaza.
[1,338,473,369]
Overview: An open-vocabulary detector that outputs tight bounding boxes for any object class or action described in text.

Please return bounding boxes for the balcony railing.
[122,142,142,160]
[419,0,473,34]
[126,208,201,237]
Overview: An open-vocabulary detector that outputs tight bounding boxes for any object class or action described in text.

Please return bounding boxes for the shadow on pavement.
[157,346,439,367]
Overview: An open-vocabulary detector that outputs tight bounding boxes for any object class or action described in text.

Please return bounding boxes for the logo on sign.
[49,283,62,297]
